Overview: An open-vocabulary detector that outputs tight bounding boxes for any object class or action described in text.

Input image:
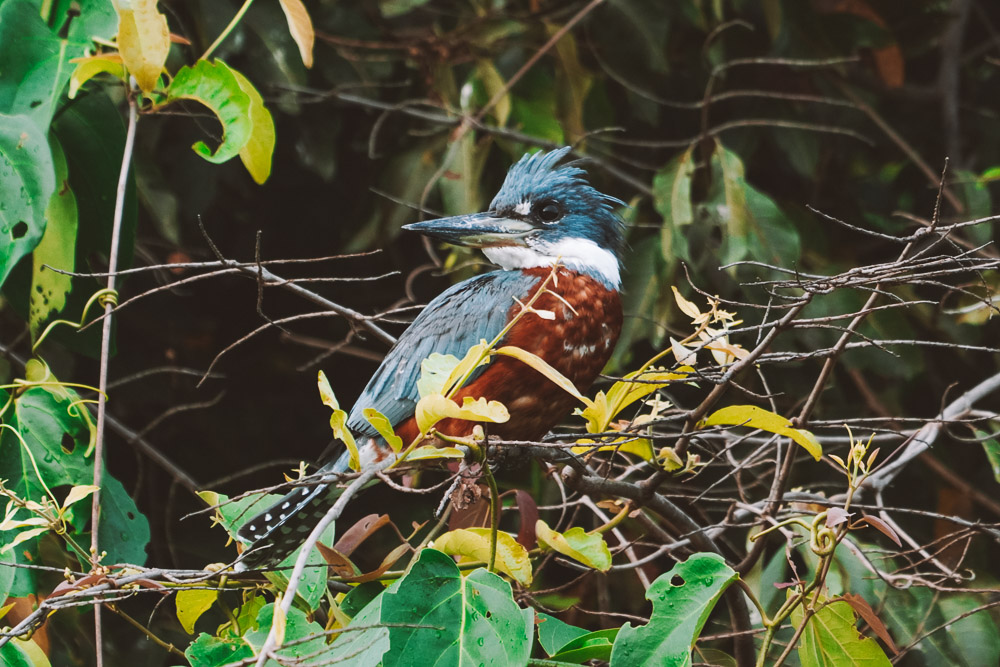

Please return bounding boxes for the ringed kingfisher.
[236,147,625,569]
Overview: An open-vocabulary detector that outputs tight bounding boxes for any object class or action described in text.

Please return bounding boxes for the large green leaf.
[0,383,149,567]
[790,598,891,667]
[339,548,534,667]
[0,114,55,290]
[609,553,737,666]
[187,602,328,667]
[0,0,91,128]
[653,145,695,266]
[536,612,589,657]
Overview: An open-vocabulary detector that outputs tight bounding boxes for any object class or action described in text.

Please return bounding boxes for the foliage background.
[1,0,999,665]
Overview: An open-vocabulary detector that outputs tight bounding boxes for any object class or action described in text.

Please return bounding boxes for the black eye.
[536,201,562,223]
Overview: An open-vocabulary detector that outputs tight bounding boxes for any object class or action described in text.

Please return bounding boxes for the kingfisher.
[235,147,625,569]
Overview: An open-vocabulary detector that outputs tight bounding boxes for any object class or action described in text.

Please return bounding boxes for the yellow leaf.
[405,446,465,461]
[439,342,491,397]
[495,346,592,407]
[670,337,697,366]
[61,485,99,509]
[278,0,315,68]
[699,405,822,461]
[672,286,702,321]
[115,0,170,93]
[363,408,403,453]
[417,352,462,399]
[415,394,509,434]
[535,520,611,571]
[69,54,125,98]
[0,527,50,553]
[570,437,656,462]
[318,372,359,469]
[317,371,339,410]
[659,447,683,471]
[432,528,533,585]
[273,594,287,646]
[175,589,218,634]
[229,67,275,185]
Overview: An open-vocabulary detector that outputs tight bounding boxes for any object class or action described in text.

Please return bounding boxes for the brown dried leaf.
[333,513,390,556]
[859,514,902,546]
[515,489,538,550]
[315,543,359,577]
[841,592,898,654]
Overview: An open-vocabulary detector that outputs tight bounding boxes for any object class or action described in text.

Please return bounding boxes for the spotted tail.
[233,451,352,571]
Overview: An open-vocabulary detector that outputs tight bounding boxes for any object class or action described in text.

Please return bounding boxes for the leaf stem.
[201,0,256,61]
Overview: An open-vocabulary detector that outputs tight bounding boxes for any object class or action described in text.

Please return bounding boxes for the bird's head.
[403,147,625,289]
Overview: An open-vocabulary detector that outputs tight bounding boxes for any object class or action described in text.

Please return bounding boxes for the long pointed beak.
[402,212,534,248]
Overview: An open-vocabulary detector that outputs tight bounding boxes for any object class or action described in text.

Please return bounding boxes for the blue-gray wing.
[346,270,537,435]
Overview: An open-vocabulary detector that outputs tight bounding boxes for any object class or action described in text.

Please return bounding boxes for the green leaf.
[29,136,77,340]
[166,60,253,164]
[790,598,892,667]
[0,114,55,290]
[432,528,533,585]
[198,491,332,611]
[552,628,618,663]
[68,54,126,98]
[0,638,50,667]
[378,549,533,666]
[653,146,696,264]
[699,405,822,461]
[609,553,737,666]
[229,66,276,184]
[535,520,612,571]
[363,408,403,453]
[185,634,254,667]
[242,603,330,665]
[176,589,219,634]
[379,0,433,18]
[536,612,589,657]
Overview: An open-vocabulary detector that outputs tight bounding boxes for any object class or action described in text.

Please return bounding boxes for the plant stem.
[89,77,138,667]
[201,0,256,61]
[482,461,500,574]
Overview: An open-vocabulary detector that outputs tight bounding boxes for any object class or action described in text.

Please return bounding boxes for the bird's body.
[236,147,625,570]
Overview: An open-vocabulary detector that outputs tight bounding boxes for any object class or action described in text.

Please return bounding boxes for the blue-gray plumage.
[235,147,625,570]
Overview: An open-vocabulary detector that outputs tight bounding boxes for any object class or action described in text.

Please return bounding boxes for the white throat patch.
[483,238,620,289]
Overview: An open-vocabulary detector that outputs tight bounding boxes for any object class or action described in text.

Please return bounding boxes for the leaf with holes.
[0,114,55,290]
[790,596,892,667]
[379,548,533,666]
[432,528,533,585]
[535,519,611,571]
[609,553,737,666]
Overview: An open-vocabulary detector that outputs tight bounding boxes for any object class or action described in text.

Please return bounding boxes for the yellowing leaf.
[415,394,509,434]
[405,446,466,461]
[659,447,683,471]
[672,286,702,321]
[318,372,359,470]
[69,54,125,98]
[535,520,611,571]
[432,528,532,585]
[317,371,339,409]
[363,408,403,453]
[166,60,252,164]
[115,0,170,93]
[571,437,656,462]
[273,594,287,646]
[175,588,218,634]
[417,352,462,399]
[439,342,491,397]
[61,485,99,509]
[495,346,592,407]
[278,0,315,68]
[579,367,691,435]
[790,595,892,667]
[228,67,275,185]
[0,527,50,553]
[699,405,822,461]
[670,337,697,366]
